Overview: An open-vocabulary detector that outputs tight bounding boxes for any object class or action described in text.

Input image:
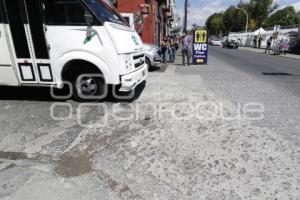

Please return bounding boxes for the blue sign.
[192,28,208,65]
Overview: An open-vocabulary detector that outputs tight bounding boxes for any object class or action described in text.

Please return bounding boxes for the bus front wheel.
[71,71,106,102]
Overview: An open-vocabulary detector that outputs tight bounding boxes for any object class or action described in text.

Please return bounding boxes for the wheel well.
[145,56,150,62]
[61,60,102,81]
[145,56,151,66]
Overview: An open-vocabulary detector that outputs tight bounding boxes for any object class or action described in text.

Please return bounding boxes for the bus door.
[0,0,19,85]
[3,0,54,84]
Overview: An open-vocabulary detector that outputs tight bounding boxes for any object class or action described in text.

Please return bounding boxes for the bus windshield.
[83,0,128,26]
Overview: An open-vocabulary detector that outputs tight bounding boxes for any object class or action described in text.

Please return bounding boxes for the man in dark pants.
[182,31,191,66]
[258,36,262,49]
[265,36,273,54]
[160,38,167,63]
[253,36,257,48]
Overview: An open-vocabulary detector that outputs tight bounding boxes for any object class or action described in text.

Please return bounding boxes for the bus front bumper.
[119,64,148,92]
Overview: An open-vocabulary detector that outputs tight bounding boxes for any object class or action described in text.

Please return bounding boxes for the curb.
[239,47,300,61]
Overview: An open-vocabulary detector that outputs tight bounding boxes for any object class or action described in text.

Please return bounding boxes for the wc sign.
[192,28,208,65]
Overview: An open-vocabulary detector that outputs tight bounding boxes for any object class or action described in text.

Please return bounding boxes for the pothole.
[54,126,132,178]
[54,152,93,178]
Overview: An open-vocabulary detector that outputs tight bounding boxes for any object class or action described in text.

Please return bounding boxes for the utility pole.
[236,7,248,33]
[183,0,188,32]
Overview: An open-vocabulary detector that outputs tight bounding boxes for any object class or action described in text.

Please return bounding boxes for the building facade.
[110,0,175,45]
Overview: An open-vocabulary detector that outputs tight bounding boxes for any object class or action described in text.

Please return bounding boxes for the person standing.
[166,37,171,63]
[265,36,273,54]
[174,36,179,51]
[253,36,257,48]
[258,36,262,49]
[182,31,191,66]
[169,38,176,63]
[160,38,167,63]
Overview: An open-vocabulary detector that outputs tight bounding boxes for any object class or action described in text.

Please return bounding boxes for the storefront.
[113,0,174,45]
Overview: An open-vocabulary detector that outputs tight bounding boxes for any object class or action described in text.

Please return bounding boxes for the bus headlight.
[125,56,133,71]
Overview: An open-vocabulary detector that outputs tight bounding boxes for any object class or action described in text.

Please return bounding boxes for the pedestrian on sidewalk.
[182,31,191,66]
[265,36,273,54]
[166,37,171,63]
[160,38,167,63]
[258,36,262,49]
[169,37,176,63]
[253,36,257,48]
[174,36,180,51]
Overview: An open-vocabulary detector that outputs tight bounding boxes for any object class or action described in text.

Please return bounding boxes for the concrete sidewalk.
[239,46,300,60]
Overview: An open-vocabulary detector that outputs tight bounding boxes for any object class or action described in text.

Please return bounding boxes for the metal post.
[236,7,248,33]
[183,0,188,32]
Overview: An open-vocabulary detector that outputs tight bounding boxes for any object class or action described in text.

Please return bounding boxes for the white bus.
[0,0,147,101]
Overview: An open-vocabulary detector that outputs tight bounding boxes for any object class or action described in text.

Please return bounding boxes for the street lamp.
[236,7,248,33]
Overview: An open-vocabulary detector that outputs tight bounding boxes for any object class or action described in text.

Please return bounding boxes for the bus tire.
[71,70,106,102]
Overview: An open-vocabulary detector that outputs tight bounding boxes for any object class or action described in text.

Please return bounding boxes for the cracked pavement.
[0,50,299,200]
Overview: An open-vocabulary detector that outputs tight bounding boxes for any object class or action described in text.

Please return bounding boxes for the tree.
[223,6,247,33]
[297,11,300,20]
[249,0,278,27]
[263,6,300,28]
[205,13,225,36]
[237,0,278,28]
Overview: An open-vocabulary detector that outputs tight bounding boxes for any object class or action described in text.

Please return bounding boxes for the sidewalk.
[239,46,300,60]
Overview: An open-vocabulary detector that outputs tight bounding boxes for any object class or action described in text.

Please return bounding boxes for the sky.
[175,0,300,28]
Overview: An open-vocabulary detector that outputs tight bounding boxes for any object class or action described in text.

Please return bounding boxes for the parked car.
[144,43,162,70]
[222,38,239,49]
[210,38,222,46]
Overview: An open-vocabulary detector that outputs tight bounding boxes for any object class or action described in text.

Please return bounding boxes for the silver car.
[143,43,162,70]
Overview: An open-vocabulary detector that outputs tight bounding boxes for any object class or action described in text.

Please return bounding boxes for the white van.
[0,0,147,100]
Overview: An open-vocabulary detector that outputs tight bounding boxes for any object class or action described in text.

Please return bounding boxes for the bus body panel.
[0,14,19,86]
[45,25,120,86]
[53,50,118,87]
[104,22,143,54]
[0,0,147,93]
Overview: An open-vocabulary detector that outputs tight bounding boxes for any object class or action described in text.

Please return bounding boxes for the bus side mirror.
[84,12,93,26]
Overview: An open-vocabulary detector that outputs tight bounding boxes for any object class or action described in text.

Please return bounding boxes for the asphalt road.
[0,49,300,199]
[198,46,300,146]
